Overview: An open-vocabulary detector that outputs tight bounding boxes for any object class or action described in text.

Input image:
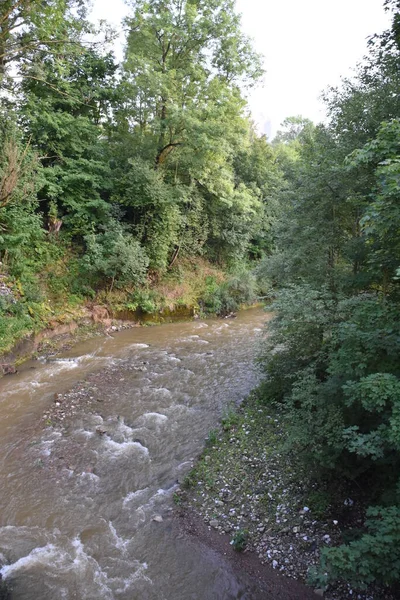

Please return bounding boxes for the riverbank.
[0,258,260,374]
[176,390,396,600]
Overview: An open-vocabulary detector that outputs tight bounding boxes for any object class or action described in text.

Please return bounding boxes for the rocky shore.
[176,391,395,600]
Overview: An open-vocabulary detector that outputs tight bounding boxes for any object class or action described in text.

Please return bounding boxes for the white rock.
[152,515,163,523]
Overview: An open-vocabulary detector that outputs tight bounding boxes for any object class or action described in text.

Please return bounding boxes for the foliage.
[258,4,400,591]
[0,0,89,81]
[0,114,43,272]
[200,269,258,316]
[126,288,164,314]
[221,405,240,432]
[230,529,249,552]
[19,46,118,235]
[205,429,219,447]
[111,0,274,270]
[82,221,149,290]
[0,0,276,359]
[317,507,400,588]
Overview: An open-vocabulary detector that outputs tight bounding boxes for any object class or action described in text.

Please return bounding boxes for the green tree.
[112,0,270,269]
[0,112,43,272]
[258,2,400,590]
[0,0,88,81]
[19,46,118,235]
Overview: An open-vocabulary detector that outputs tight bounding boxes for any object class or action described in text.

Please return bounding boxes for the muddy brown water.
[0,309,275,599]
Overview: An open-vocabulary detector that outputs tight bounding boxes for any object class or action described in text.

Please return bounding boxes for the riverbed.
[0,309,274,599]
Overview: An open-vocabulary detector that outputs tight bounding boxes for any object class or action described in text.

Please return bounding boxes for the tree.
[273,115,314,145]
[19,45,118,235]
[111,0,269,269]
[0,0,88,81]
[258,1,400,589]
[0,110,43,271]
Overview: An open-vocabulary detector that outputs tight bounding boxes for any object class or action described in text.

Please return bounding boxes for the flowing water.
[0,309,270,599]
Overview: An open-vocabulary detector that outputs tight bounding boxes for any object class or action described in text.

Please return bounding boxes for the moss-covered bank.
[0,258,261,370]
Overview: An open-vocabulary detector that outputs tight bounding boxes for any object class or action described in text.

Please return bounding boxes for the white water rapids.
[0,309,269,599]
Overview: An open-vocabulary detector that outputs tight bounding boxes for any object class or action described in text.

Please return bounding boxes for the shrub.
[230,529,249,552]
[82,221,149,290]
[314,506,400,588]
[200,270,258,316]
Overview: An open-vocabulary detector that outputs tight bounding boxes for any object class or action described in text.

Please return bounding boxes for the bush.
[230,529,249,552]
[200,269,258,316]
[126,288,163,314]
[82,221,149,290]
[313,506,400,588]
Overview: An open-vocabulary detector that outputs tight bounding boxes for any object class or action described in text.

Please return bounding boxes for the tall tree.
[112,0,269,268]
[19,46,118,235]
[258,1,400,590]
[0,0,88,81]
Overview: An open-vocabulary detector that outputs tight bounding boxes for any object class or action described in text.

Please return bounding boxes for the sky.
[91,0,392,139]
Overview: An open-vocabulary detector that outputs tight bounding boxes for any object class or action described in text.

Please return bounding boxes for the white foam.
[166,356,181,363]
[122,488,149,508]
[0,535,119,598]
[141,412,168,424]
[141,484,179,511]
[78,472,99,483]
[128,343,149,349]
[73,428,95,440]
[150,387,172,397]
[0,543,65,578]
[115,563,152,593]
[103,437,149,457]
[110,417,136,437]
[40,442,53,457]
[70,538,113,598]
[176,460,193,471]
[108,522,129,554]
[87,415,104,426]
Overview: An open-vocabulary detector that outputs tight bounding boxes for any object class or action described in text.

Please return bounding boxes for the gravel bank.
[177,391,395,600]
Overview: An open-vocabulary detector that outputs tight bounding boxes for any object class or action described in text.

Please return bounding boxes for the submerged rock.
[0,364,17,376]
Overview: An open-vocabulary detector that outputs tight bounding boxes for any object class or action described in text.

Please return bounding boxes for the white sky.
[91,0,392,138]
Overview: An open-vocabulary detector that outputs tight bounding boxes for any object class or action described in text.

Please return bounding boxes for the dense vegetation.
[0,0,279,353]
[258,0,400,591]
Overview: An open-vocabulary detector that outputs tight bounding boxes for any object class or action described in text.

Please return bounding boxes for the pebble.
[209,519,219,528]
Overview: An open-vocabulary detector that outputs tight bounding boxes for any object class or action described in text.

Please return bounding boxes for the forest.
[258,0,400,591]
[0,0,279,355]
[1,0,400,594]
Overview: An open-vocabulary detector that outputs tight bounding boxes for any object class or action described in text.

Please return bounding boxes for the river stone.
[1,364,17,376]
[209,519,219,528]
[314,590,324,597]
[152,515,163,523]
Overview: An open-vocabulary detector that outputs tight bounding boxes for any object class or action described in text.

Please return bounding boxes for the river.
[0,308,275,599]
